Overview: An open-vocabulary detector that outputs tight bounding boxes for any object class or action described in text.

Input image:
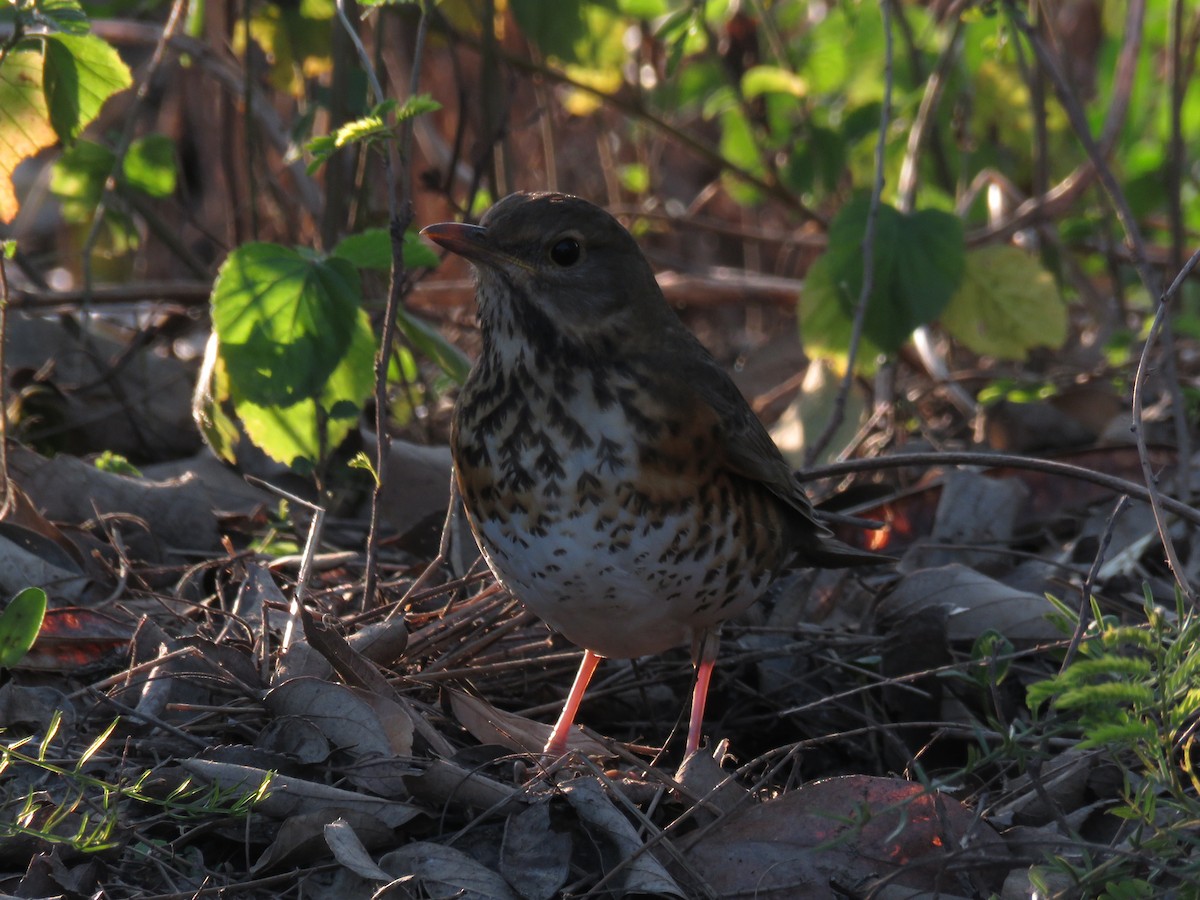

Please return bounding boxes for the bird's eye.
[548,237,582,267]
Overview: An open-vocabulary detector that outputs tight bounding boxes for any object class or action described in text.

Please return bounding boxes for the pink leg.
[544,650,602,757]
[686,658,715,756]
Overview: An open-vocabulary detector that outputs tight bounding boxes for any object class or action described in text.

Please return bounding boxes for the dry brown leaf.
[376,841,520,900]
[0,525,89,601]
[250,808,395,874]
[256,716,332,764]
[347,618,410,666]
[18,607,133,672]
[499,801,571,900]
[404,758,525,815]
[907,470,1028,570]
[448,688,614,757]
[324,817,393,882]
[181,760,422,828]
[673,744,748,822]
[681,775,1007,897]
[874,563,1061,642]
[561,776,685,898]
[264,676,414,757]
[9,444,221,556]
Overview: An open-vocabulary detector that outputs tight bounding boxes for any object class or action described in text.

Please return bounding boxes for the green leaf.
[718,106,763,205]
[193,338,244,466]
[618,0,666,15]
[741,65,807,99]
[392,93,442,123]
[93,450,141,476]
[35,0,91,35]
[210,243,376,471]
[402,231,440,269]
[803,199,965,357]
[239,1,334,96]
[617,162,650,195]
[334,229,392,271]
[123,134,177,198]
[510,0,602,64]
[211,243,365,408]
[332,228,440,272]
[42,33,132,143]
[233,308,376,471]
[50,138,114,222]
[940,246,1067,360]
[0,48,59,223]
[395,308,472,385]
[0,588,48,668]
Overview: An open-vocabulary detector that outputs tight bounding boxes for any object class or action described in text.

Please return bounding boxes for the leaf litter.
[0,424,1197,898]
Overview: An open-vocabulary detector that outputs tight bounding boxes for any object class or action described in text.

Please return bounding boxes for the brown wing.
[654,331,881,568]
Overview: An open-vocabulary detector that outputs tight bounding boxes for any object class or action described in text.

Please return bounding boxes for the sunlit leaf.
[333,228,440,271]
[42,33,132,143]
[941,246,1067,360]
[0,48,59,223]
[123,133,177,198]
[0,588,48,668]
[741,65,807,99]
[49,138,113,222]
[211,243,363,406]
[35,0,91,35]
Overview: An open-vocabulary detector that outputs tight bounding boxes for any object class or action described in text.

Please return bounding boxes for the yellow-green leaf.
[940,245,1067,360]
[0,48,59,223]
[42,33,133,143]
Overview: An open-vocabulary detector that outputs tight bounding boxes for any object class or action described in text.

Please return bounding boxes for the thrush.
[422,192,882,758]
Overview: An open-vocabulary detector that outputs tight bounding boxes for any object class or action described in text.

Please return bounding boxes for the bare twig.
[339,1,431,609]
[0,249,9,518]
[1062,496,1130,671]
[804,450,1200,531]
[802,0,894,467]
[1004,0,1194,605]
[80,0,189,295]
[967,1,1143,246]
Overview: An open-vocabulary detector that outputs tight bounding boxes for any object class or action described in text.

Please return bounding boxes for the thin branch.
[1003,0,1193,605]
[341,1,430,609]
[804,449,1200,532]
[1062,496,1130,672]
[896,10,964,212]
[0,249,10,519]
[80,0,189,295]
[966,0,1143,246]
[801,0,894,467]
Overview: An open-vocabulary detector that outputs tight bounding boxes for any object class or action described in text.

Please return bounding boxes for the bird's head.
[421,192,672,355]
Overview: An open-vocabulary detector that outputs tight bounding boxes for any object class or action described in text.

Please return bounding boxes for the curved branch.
[803,450,1200,532]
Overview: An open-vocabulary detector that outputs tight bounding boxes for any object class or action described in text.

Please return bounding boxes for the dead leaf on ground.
[181,759,423,828]
[324,816,395,882]
[376,841,520,900]
[404,758,525,815]
[0,524,89,602]
[874,563,1061,643]
[448,688,615,758]
[251,808,396,874]
[907,469,1028,570]
[17,606,134,672]
[10,444,221,557]
[680,775,1006,898]
[264,676,415,757]
[499,800,571,900]
[561,776,686,898]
